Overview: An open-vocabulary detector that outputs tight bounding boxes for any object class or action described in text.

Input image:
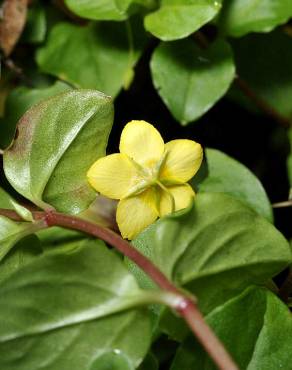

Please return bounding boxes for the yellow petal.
[87,153,138,200]
[119,120,165,166]
[116,188,158,239]
[159,184,195,217]
[160,139,203,183]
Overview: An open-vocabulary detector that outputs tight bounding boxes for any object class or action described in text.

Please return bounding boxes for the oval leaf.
[144,0,222,41]
[219,0,292,37]
[195,148,273,221]
[36,20,147,97]
[151,38,235,125]
[3,90,114,213]
[131,193,291,313]
[65,0,132,20]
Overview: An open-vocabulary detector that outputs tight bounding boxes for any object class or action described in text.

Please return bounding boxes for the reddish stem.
[178,301,238,370]
[235,77,291,129]
[0,208,239,370]
[45,212,179,294]
[193,31,291,129]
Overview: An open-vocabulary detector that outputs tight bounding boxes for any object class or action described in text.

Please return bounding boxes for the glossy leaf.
[0,81,71,149]
[0,310,149,370]
[171,287,292,369]
[219,0,292,37]
[195,148,273,221]
[0,240,152,369]
[3,90,114,213]
[131,193,291,313]
[144,0,222,41]
[65,0,132,20]
[230,31,292,119]
[36,20,147,97]
[151,39,235,124]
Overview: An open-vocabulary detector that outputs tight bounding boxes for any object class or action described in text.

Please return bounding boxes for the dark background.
[112,46,291,240]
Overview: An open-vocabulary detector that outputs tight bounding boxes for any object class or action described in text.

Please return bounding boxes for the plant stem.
[234,77,291,128]
[272,199,292,208]
[0,208,239,370]
[178,301,238,370]
[45,211,180,293]
[193,31,291,129]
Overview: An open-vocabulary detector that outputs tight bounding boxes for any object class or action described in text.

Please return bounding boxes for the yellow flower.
[87,120,203,239]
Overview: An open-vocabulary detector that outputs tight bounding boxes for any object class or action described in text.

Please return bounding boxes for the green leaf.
[171,286,292,369]
[37,226,85,251]
[0,188,42,261]
[0,235,41,284]
[131,193,291,313]
[0,188,42,262]
[22,4,46,43]
[0,81,71,149]
[3,90,114,214]
[0,310,150,370]
[195,148,273,222]
[0,240,152,369]
[151,38,235,125]
[0,216,41,262]
[65,0,132,20]
[230,31,292,119]
[36,20,147,97]
[218,0,292,37]
[144,0,222,41]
